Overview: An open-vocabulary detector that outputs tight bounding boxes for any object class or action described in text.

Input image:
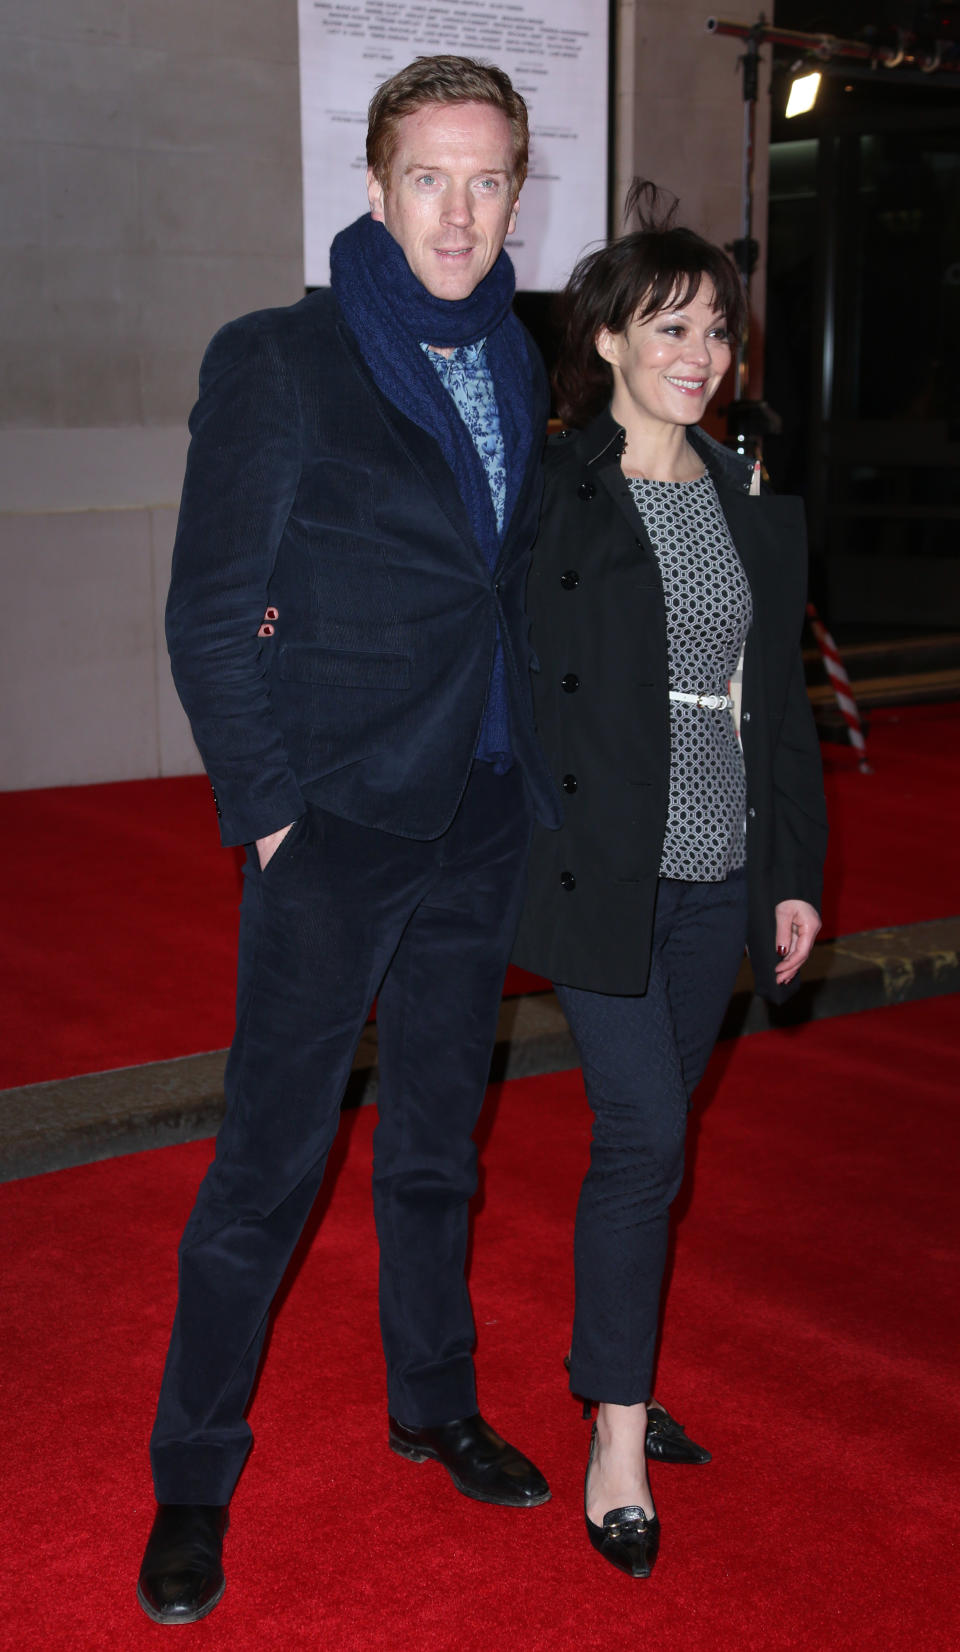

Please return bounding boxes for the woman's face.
[596,279,733,433]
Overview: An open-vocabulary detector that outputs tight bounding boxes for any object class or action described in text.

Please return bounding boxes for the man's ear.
[594,326,622,366]
[367,167,385,221]
[507,195,519,236]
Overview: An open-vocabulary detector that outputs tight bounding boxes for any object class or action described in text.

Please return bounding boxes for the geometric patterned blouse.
[628,471,753,881]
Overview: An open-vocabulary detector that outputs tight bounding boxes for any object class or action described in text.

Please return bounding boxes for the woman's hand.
[774,899,821,986]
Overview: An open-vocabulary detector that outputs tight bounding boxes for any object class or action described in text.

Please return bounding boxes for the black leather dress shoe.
[388,1412,551,1507]
[137,1503,229,1625]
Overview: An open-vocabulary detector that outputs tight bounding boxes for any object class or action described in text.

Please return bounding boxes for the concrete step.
[808,667,960,711]
[804,630,960,723]
[804,632,960,684]
[2,915,957,1183]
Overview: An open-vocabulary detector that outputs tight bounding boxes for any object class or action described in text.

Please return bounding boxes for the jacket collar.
[576,405,755,495]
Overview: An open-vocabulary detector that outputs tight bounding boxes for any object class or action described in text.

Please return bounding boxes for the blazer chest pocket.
[278,643,411,690]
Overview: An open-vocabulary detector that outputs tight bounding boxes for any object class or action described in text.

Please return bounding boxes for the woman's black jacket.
[512,408,828,1004]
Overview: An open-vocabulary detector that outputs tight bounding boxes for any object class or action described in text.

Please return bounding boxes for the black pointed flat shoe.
[644,1401,712,1465]
[584,1428,661,1579]
[388,1412,551,1507]
[563,1358,711,1464]
[136,1503,229,1625]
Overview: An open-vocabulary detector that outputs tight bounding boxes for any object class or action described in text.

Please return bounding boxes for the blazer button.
[560,569,580,590]
[561,773,578,793]
[577,481,596,501]
[747,806,756,818]
[560,870,577,891]
[561,673,580,693]
[742,710,751,723]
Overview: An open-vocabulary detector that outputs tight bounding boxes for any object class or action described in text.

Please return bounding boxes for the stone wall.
[1,0,304,788]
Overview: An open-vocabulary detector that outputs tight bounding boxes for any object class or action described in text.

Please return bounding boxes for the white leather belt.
[668,690,734,711]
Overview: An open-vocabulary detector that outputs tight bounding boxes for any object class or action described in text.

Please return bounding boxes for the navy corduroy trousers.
[150,763,531,1504]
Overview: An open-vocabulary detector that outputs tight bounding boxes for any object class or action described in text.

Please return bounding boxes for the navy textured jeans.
[150,763,531,1505]
[556,870,749,1407]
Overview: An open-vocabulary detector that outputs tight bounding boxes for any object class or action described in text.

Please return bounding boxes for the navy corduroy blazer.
[165,290,562,847]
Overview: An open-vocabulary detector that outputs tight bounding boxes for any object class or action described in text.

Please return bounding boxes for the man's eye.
[417,174,436,187]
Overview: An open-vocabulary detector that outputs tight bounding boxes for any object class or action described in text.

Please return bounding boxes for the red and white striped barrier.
[806,601,872,773]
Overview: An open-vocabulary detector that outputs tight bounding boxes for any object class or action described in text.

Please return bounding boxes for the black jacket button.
[577,481,596,501]
[561,673,580,693]
[561,773,578,793]
[560,569,580,590]
[560,870,576,891]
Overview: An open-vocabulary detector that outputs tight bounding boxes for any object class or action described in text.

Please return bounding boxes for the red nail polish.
[776,944,788,957]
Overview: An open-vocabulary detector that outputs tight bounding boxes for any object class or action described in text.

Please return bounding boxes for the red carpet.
[1,996,958,1651]
[1,703,958,1088]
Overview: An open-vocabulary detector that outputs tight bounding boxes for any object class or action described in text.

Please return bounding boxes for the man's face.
[367,101,519,301]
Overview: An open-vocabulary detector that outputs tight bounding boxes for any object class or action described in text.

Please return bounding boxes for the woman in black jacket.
[513,190,828,1578]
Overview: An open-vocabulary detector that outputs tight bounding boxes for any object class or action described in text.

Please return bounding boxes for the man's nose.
[441,185,474,227]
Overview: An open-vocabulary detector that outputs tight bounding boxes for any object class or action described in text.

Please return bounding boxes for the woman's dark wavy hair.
[553,181,748,427]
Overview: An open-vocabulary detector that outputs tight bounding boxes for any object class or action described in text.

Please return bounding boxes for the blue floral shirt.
[422,340,506,533]
[422,338,510,766]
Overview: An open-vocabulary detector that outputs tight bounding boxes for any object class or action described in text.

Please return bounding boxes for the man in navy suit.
[137,55,561,1624]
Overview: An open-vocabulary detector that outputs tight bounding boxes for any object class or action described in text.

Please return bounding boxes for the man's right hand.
[256,822,297,870]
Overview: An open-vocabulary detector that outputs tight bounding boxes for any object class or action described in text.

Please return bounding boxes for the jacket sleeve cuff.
[211,776,308,848]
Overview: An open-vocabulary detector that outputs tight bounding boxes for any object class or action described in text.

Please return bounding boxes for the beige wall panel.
[131,54,298,157]
[0,143,44,246]
[0,347,62,430]
[44,143,140,250]
[1,0,129,44]
[130,0,298,62]
[2,0,305,786]
[44,251,146,425]
[21,39,158,149]
[137,149,303,258]
[0,33,41,142]
[0,508,159,788]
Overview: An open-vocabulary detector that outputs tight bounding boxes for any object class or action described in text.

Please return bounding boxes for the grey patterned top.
[628,471,753,881]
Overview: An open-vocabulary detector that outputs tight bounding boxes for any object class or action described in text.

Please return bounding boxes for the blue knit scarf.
[329,212,536,563]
